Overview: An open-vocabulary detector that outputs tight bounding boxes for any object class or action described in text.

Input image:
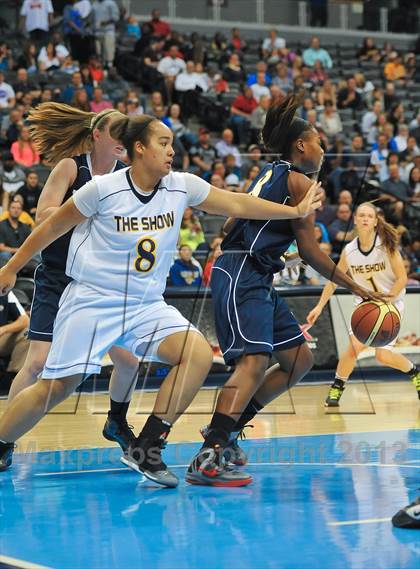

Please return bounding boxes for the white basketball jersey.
[68,168,210,301]
[344,235,405,303]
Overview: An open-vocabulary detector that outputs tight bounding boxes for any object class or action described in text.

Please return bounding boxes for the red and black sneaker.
[185,445,252,487]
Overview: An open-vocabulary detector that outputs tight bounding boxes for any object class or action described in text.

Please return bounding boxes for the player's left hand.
[281,251,303,276]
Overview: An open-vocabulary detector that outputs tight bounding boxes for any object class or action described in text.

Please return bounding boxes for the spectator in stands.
[327,203,355,254]
[229,85,258,146]
[171,135,189,171]
[310,60,328,86]
[89,86,113,112]
[247,61,272,87]
[393,124,409,153]
[169,244,202,287]
[337,76,362,110]
[0,71,15,109]
[0,43,13,72]
[30,155,51,187]
[158,44,186,102]
[0,200,32,264]
[0,288,30,383]
[37,41,61,71]
[179,207,205,251]
[382,163,412,202]
[215,128,242,167]
[250,71,271,102]
[92,0,119,68]
[0,153,26,209]
[224,154,241,179]
[319,100,342,138]
[71,88,91,111]
[315,187,336,227]
[87,56,105,85]
[174,60,208,94]
[126,94,144,117]
[210,173,225,189]
[20,0,53,46]
[304,242,333,285]
[2,108,24,146]
[400,136,420,166]
[209,32,228,64]
[337,189,353,207]
[10,126,40,169]
[149,8,171,39]
[16,42,38,74]
[272,62,293,93]
[101,66,129,101]
[316,78,337,108]
[229,28,247,54]
[387,102,405,136]
[261,29,286,60]
[16,171,42,218]
[63,0,91,64]
[357,37,380,62]
[240,164,260,193]
[371,133,391,182]
[61,71,93,103]
[0,194,34,228]
[303,36,332,69]
[383,82,399,111]
[13,69,41,102]
[362,100,382,140]
[240,144,266,178]
[408,166,420,200]
[384,52,406,82]
[189,127,218,177]
[202,237,223,287]
[410,112,420,146]
[223,53,247,83]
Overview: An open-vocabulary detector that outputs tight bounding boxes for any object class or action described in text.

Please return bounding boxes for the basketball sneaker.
[0,442,15,472]
[102,413,136,452]
[409,368,420,400]
[392,496,420,528]
[200,425,250,466]
[121,435,179,488]
[325,381,345,407]
[186,445,253,487]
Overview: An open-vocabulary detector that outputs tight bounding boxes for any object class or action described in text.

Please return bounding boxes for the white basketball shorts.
[43,281,201,379]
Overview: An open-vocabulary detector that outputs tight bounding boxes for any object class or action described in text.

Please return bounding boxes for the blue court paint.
[1,430,419,569]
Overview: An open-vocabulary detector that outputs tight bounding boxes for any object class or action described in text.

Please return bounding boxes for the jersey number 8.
[135,237,156,272]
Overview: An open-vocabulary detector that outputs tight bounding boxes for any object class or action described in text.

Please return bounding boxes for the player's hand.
[307,305,322,326]
[281,251,302,276]
[296,181,323,218]
[353,285,392,303]
[0,267,16,296]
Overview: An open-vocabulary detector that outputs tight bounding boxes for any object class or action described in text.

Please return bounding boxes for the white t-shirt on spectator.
[0,81,15,108]
[262,37,286,52]
[250,83,271,102]
[175,72,208,92]
[158,57,186,78]
[20,0,53,33]
[74,0,92,19]
[37,48,60,70]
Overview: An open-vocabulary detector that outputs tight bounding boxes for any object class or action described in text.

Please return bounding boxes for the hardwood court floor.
[1,381,418,453]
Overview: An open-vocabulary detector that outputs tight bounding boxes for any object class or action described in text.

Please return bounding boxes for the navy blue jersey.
[222,160,300,274]
[41,154,125,270]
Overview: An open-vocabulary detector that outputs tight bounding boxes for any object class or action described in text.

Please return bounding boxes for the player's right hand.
[354,285,391,303]
[307,305,322,326]
[296,181,323,218]
[0,268,16,296]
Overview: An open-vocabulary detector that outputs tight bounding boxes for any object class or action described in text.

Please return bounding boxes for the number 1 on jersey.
[367,276,378,292]
[135,237,156,272]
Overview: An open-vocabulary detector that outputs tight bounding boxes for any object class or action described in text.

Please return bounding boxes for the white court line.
[328,517,392,527]
[34,461,420,476]
[0,555,52,569]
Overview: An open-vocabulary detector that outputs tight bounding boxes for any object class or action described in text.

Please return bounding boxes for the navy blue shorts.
[27,264,72,342]
[211,253,305,366]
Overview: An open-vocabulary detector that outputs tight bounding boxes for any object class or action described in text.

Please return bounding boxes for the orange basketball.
[351,301,401,347]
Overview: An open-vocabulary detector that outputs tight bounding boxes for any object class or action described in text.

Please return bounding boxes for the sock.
[202,412,237,449]
[138,414,172,441]
[333,377,346,389]
[109,399,130,421]
[406,364,418,377]
[234,397,263,431]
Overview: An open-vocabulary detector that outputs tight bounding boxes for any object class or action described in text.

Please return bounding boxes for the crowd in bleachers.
[0,1,419,297]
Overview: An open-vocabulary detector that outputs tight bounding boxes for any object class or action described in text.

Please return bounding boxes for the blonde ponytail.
[27,103,124,166]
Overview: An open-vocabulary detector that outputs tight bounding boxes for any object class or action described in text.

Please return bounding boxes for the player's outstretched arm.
[0,199,87,295]
[197,180,323,220]
[306,253,346,326]
[35,158,78,224]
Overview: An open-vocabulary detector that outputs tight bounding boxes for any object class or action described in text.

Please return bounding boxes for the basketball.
[351,301,401,347]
